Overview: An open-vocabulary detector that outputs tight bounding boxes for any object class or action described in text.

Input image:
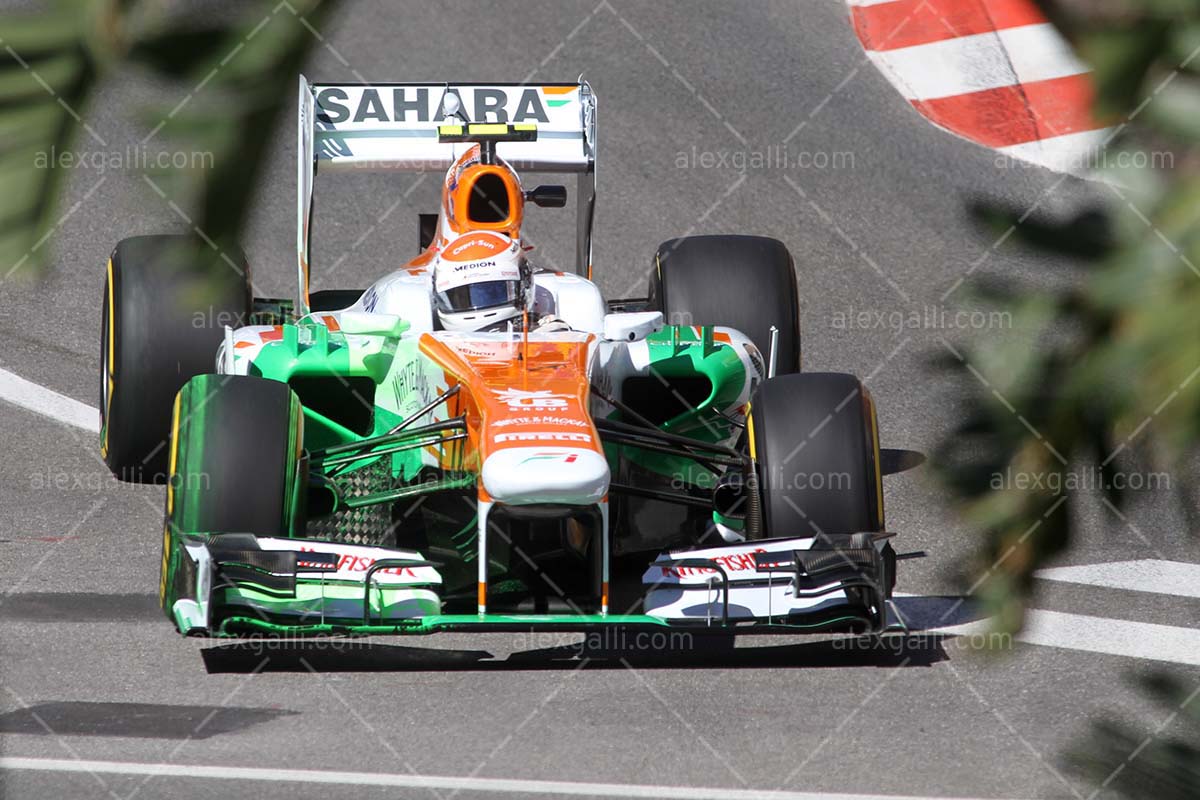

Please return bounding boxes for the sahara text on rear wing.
[296,77,597,313]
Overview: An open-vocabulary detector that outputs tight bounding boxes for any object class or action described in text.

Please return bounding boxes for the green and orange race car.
[99,78,910,639]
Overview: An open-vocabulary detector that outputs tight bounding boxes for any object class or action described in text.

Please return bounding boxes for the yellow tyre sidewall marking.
[161,392,182,608]
[101,258,115,456]
[746,402,756,461]
[159,524,171,607]
[864,388,884,530]
[166,392,181,515]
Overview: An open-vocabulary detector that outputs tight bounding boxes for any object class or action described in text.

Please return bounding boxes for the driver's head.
[433,232,529,332]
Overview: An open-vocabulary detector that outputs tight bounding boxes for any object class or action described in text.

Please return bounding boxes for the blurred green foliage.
[1067,670,1200,799]
[935,0,1200,632]
[0,0,338,278]
[934,3,1200,796]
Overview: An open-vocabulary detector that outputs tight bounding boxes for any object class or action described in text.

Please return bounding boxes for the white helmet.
[433,232,530,332]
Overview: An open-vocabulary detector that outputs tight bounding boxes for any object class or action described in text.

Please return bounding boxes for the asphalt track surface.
[1,2,1197,799]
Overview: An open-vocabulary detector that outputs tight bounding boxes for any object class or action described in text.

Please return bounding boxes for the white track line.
[866,24,1089,100]
[0,367,98,433]
[0,757,1017,799]
[1036,559,1200,600]
[928,609,1200,667]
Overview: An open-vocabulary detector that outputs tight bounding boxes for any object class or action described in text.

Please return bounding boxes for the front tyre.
[748,372,883,539]
[160,375,304,626]
[747,372,893,596]
[101,235,251,483]
[165,374,304,538]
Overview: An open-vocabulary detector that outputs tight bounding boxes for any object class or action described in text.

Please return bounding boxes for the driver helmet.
[433,232,530,332]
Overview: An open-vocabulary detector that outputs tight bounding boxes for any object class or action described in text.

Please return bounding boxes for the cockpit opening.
[467,173,511,224]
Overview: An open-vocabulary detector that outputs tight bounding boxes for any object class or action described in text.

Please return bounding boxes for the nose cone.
[481,447,609,506]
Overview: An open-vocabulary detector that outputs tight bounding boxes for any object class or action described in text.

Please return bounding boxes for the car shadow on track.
[200,632,955,674]
[199,596,984,673]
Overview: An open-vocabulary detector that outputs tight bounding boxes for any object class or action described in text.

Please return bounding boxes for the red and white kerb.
[848,0,1112,173]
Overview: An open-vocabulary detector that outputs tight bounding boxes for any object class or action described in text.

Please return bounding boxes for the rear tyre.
[101,235,251,483]
[649,235,801,374]
[747,372,883,540]
[166,374,303,538]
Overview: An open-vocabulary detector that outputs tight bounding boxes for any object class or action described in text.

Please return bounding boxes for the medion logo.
[316,87,551,124]
[453,260,496,271]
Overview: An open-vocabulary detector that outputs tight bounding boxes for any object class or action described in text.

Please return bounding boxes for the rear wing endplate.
[296,76,597,314]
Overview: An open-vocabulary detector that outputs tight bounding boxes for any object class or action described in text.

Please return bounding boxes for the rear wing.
[296,76,597,314]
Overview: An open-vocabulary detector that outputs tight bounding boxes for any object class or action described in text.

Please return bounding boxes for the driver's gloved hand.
[533,314,572,332]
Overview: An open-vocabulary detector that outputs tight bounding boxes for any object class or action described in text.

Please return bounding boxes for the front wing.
[162,531,891,637]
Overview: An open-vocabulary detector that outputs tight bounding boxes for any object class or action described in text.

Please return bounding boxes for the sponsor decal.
[743,342,765,378]
[494,431,592,443]
[449,235,504,258]
[494,388,572,410]
[454,260,496,271]
[298,547,421,579]
[659,548,768,578]
[491,415,589,428]
[441,339,512,360]
[391,358,433,410]
[518,451,579,466]
[316,87,553,125]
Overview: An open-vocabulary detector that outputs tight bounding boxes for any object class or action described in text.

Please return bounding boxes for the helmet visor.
[436,279,520,313]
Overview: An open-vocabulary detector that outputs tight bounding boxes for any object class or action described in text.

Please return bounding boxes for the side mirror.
[525,185,568,208]
[603,311,664,343]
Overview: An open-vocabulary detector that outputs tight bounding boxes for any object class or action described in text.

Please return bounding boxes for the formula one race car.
[100,78,912,639]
